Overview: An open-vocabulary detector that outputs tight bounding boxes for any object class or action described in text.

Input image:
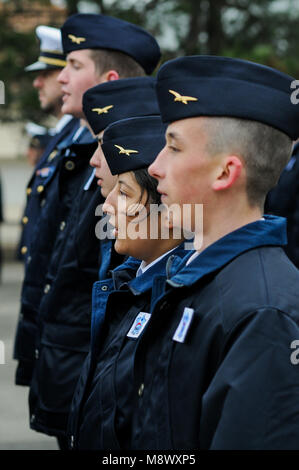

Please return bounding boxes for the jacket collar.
[111,256,142,289]
[113,243,187,295]
[167,215,287,288]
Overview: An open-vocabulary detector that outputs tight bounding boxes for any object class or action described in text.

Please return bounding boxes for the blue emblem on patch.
[127,312,151,339]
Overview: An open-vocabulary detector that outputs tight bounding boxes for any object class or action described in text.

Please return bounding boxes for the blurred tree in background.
[0,0,66,122]
[1,0,299,122]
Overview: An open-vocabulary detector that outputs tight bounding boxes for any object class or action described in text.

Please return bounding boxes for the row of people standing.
[13,12,299,450]
[13,13,163,450]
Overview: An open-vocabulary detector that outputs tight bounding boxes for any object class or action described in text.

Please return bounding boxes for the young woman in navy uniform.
[67,116,189,449]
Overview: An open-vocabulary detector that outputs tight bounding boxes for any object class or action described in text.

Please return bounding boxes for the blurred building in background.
[0,0,67,32]
[0,124,32,261]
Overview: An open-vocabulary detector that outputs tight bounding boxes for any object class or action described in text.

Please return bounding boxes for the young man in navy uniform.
[124,56,299,449]
[23,13,161,449]
[18,25,79,263]
[14,25,79,385]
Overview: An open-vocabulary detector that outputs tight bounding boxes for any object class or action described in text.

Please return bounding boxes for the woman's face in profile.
[103,171,161,261]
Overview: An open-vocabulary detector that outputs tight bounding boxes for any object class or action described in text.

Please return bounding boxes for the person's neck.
[51,105,64,120]
[194,198,262,253]
[142,237,184,266]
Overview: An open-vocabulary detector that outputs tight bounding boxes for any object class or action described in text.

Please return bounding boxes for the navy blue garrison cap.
[83,77,160,135]
[101,116,166,175]
[61,13,161,75]
[156,55,299,140]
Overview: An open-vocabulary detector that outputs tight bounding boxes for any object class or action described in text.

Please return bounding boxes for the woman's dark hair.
[133,168,161,206]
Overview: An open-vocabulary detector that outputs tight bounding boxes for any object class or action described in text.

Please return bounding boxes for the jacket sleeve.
[199,308,299,450]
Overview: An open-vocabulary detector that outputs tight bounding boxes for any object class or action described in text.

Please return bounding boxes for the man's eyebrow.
[166,131,183,142]
[68,57,83,65]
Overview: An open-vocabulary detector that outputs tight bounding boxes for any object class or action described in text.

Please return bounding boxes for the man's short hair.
[89,49,145,79]
[202,117,293,208]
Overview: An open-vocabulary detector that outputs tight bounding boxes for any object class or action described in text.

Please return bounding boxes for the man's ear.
[101,69,119,82]
[212,156,243,191]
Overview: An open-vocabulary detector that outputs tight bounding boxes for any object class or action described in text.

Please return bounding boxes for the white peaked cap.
[36,25,64,53]
[25,25,66,72]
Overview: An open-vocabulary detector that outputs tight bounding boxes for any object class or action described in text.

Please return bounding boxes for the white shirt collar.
[54,114,73,134]
[186,251,199,266]
[136,247,177,277]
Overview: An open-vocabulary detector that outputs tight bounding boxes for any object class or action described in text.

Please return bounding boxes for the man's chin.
[62,106,83,118]
[42,104,54,114]
[61,103,70,115]
[101,188,109,198]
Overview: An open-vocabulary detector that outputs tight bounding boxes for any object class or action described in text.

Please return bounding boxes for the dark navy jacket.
[265,142,299,267]
[28,166,124,437]
[13,126,94,386]
[129,215,299,450]
[66,244,188,450]
[17,117,79,262]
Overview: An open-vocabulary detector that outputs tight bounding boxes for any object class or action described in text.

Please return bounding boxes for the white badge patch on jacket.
[173,307,194,343]
[127,312,151,339]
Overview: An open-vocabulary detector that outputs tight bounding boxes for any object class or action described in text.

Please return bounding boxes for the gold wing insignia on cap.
[115,145,139,156]
[68,34,86,44]
[92,105,114,115]
[169,89,198,105]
